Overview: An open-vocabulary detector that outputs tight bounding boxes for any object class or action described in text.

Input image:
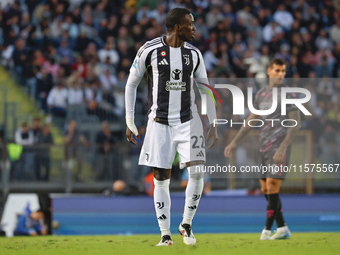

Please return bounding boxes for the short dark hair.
[268,58,285,68]
[165,8,191,30]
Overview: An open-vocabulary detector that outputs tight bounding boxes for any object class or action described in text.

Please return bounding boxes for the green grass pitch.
[1,233,339,255]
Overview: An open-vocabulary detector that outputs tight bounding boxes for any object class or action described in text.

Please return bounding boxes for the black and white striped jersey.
[130,36,207,126]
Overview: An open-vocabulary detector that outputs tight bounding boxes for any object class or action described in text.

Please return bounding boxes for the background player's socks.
[154,178,171,234]
[265,193,280,230]
[264,194,286,228]
[182,165,204,225]
[276,195,286,228]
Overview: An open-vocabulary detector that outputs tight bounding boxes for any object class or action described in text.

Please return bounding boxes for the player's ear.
[267,67,271,76]
[176,24,181,31]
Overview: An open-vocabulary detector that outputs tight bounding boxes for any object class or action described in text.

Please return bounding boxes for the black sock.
[265,193,279,230]
[276,196,286,228]
[264,194,285,228]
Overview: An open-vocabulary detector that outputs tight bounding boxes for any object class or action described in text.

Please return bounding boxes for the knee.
[153,168,171,181]
[261,187,267,194]
[266,180,280,194]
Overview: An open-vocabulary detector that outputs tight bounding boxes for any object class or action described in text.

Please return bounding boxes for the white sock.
[153,178,171,235]
[182,165,204,225]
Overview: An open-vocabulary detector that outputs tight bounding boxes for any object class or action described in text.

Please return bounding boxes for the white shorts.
[139,114,206,169]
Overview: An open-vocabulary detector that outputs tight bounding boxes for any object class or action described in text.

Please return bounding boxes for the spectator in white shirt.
[237,6,254,25]
[168,0,186,10]
[315,30,333,51]
[47,80,68,117]
[68,82,84,105]
[205,6,224,29]
[262,21,284,43]
[203,48,219,72]
[98,68,117,108]
[318,76,334,95]
[62,14,79,39]
[98,42,120,66]
[49,15,63,40]
[14,122,35,180]
[273,4,294,30]
[99,68,118,91]
[79,16,98,40]
[136,3,153,23]
[15,122,34,146]
[193,0,209,10]
[149,4,167,25]
[1,43,15,68]
[330,19,340,45]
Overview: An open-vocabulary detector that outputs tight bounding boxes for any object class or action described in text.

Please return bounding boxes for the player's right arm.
[194,49,218,149]
[125,46,148,144]
[224,112,260,157]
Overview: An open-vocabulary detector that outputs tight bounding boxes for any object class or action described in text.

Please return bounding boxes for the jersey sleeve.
[193,50,207,79]
[129,45,149,78]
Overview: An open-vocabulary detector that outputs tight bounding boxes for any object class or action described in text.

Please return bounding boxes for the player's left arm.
[194,50,218,149]
[273,110,301,164]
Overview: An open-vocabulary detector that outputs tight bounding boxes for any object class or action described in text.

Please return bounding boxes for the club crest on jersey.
[160,51,166,57]
[183,54,190,65]
[171,69,182,80]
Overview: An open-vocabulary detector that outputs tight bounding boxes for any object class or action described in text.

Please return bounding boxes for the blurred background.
[0,0,339,237]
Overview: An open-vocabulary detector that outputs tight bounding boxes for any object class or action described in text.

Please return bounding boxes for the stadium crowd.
[0,0,339,179]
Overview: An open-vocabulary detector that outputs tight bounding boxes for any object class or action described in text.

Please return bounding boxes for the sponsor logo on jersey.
[171,69,182,80]
[165,81,186,91]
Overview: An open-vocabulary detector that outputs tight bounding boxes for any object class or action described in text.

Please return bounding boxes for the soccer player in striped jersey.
[125,8,218,246]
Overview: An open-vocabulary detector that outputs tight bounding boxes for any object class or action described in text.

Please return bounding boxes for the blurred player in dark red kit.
[225,58,301,240]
